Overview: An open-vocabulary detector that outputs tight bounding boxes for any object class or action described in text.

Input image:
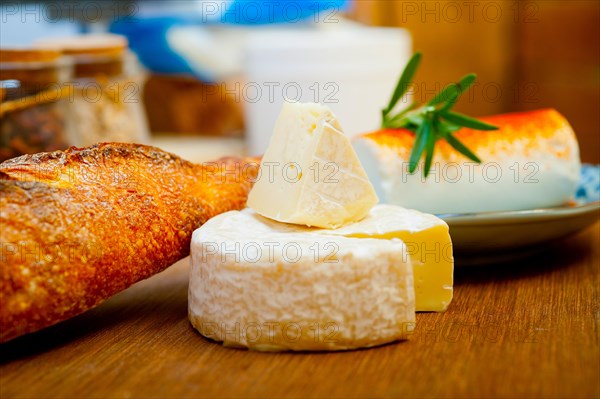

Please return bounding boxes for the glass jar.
[0,49,73,162]
[36,34,149,147]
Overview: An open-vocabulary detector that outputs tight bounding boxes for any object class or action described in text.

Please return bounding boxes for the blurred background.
[1,0,598,162]
[349,0,599,163]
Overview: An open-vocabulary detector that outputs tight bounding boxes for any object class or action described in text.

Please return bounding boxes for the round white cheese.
[189,210,415,351]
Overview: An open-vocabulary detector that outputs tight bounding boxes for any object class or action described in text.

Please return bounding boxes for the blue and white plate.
[440,164,600,264]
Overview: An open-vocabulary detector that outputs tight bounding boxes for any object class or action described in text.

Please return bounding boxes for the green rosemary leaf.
[441,111,499,130]
[428,73,476,107]
[442,122,461,133]
[383,103,419,128]
[440,92,459,113]
[406,113,424,126]
[437,74,477,113]
[445,133,482,163]
[423,120,436,176]
[381,53,499,178]
[394,103,419,122]
[383,52,422,117]
[457,73,477,91]
[428,84,457,107]
[408,122,428,173]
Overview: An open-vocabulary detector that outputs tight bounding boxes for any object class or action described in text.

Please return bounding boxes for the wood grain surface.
[0,222,598,399]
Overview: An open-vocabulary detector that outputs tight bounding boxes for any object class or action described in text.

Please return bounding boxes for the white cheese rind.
[189,210,415,351]
[242,205,454,312]
[353,110,581,214]
[247,101,378,228]
[311,205,454,312]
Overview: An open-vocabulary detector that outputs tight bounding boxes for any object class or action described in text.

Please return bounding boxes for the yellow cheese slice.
[315,205,453,312]
[244,205,454,312]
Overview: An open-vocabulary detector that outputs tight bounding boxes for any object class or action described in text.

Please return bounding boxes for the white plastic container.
[243,25,411,155]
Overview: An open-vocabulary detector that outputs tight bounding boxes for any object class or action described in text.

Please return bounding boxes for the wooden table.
[1,222,598,399]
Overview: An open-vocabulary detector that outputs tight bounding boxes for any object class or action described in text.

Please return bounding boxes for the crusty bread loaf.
[0,143,257,342]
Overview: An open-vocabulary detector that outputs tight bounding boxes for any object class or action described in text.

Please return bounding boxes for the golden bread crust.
[0,143,257,342]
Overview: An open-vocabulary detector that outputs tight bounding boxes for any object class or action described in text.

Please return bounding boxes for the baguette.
[0,143,257,342]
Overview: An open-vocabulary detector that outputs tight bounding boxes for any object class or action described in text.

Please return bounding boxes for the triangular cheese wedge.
[247,101,378,229]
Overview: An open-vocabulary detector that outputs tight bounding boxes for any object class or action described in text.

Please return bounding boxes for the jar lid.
[35,34,128,58]
[0,48,62,63]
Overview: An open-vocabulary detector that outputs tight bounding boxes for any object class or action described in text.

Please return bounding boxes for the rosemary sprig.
[381,52,498,177]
